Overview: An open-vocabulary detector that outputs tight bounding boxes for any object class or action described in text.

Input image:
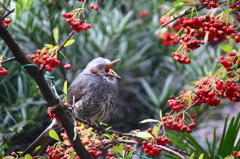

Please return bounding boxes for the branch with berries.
[158,0,240,64]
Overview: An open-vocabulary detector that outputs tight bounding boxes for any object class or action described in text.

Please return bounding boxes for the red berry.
[66,18,73,23]
[93,5,99,10]
[189,122,197,128]
[229,4,235,9]
[61,12,67,18]
[66,13,73,18]
[54,60,61,67]
[45,65,53,72]
[95,151,103,157]
[0,68,8,76]
[86,24,92,28]
[89,4,94,9]
[64,64,72,69]
[234,36,240,42]
[4,18,11,23]
[88,150,95,156]
[3,23,8,28]
[81,25,88,30]
[107,152,113,157]
[186,127,192,133]
[190,114,197,119]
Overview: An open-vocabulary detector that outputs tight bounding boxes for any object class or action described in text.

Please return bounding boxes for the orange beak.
[105,59,121,78]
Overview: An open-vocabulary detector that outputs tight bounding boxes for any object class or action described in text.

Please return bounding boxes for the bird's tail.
[22,119,63,156]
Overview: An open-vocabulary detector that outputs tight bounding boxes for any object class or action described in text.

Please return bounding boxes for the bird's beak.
[105,59,121,79]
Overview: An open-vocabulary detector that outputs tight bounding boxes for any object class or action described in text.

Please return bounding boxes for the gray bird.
[22,57,120,156]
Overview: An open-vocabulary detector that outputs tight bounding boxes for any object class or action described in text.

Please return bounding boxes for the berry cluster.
[57,122,107,158]
[62,12,92,32]
[87,148,103,158]
[199,0,219,9]
[46,146,68,159]
[162,112,197,133]
[229,2,240,20]
[233,151,240,158]
[28,50,61,72]
[220,52,239,72]
[141,142,162,156]
[1,18,11,28]
[194,88,221,106]
[160,32,176,46]
[0,66,8,76]
[156,136,171,146]
[89,4,99,10]
[215,80,240,102]
[172,52,191,64]
[176,16,239,51]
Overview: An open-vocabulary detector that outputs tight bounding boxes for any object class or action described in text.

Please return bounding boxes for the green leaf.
[139,78,159,106]
[135,132,153,139]
[125,151,133,159]
[103,133,114,139]
[171,0,192,5]
[227,15,234,25]
[187,95,192,106]
[64,39,75,47]
[63,80,68,100]
[33,146,41,154]
[204,31,209,43]
[217,113,240,157]
[159,74,174,103]
[159,109,163,120]
[24,154,31,159]
[49,129,60,141]
[203,65,208,76]
[117,143,124,157]
[139,119,159,123]
[189,152,195,159]
[45,44,54,48]
[53,28,59,44]
[70,150,75,159]
[221,44,232,53]
[221,9,235,18]
[26,120,35,125]
[198,153,204,159]
[152,125,159,137]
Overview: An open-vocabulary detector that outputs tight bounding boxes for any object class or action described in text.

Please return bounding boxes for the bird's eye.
[97,65,102,69]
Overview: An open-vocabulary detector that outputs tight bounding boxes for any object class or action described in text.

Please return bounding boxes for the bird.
[22,57,120,156]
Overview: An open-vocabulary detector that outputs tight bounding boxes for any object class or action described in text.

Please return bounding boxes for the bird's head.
[85,57,120,79]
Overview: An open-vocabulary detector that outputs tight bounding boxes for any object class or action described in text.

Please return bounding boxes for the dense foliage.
[0,0,239,158]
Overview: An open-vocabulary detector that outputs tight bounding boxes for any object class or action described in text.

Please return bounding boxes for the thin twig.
[92,140,186,159]
[1,56,15,63]
[183,92,202,113]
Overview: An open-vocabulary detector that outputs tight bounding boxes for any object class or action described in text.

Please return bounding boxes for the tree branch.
[52,104,91,159]
[0,17,90,159]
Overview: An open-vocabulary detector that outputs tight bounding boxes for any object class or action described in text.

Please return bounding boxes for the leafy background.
[0,0,239,158]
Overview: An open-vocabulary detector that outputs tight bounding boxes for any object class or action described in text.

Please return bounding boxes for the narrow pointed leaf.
[63,80,68,100]
[49,129,60,141]
[53,28,59,44]
[139,119,159,123]
[64,39,75,47]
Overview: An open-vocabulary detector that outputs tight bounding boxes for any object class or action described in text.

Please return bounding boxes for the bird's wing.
[67,73,88,103]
